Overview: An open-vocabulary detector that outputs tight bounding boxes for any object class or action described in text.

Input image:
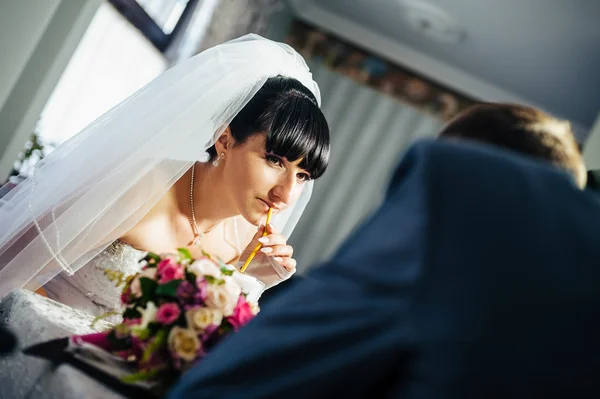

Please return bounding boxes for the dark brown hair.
[207,76,330,179]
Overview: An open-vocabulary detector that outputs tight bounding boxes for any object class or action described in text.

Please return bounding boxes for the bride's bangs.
[265,95,330,179]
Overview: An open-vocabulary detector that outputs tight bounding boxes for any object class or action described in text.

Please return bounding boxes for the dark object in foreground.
[24,338,161,398]
[0,326,17,355]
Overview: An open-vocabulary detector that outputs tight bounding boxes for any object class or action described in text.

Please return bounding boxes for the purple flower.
[176,280,196,299]
[200,324,219,342]
[194,279,209,304]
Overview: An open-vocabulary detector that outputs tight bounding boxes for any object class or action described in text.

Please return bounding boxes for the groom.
[168,108,600,398]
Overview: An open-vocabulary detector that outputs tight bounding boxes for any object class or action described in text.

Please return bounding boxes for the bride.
[0,34,330,318]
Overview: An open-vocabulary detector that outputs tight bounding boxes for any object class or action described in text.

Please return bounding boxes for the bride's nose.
[272,174,296,206]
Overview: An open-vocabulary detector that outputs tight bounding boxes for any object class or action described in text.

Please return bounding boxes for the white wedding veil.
[0,34,321,298]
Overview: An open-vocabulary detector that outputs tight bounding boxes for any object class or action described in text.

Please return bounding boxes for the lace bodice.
[43,241,146,319]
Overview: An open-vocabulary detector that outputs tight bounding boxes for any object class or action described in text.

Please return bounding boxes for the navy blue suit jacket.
[169,140,600,398]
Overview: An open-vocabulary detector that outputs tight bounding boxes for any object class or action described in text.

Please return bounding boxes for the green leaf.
[216,257,228,268]
[204,275,225,285]
[121,367,164,384]
[155,279,183,297]
[107,329,133,351]
[220,322,234,334]
[144,252,161,267]
[177,248,193,262]
[141,328,168,364]
[220,266,234,276]
[147,322,162,335]
[185,271,197,284]
[131,327,151,340]
[140,277,158,303]
[123,307,142,320]
[90,311,121,329]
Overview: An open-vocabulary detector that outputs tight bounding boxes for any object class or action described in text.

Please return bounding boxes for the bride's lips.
[258,199,278,213]
[258,199,271,212]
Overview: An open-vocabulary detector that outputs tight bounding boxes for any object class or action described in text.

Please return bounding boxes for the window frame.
[108,0,199,52]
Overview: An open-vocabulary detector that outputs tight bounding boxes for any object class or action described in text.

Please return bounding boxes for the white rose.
[249,301,260,316]
[188,258,222,279]
[210,308,224,325]
[138,301,157,329]
[168,327,201,362]
[186,307,223,332]
[204,278,241,316]
[223,276,243,297]
[130,268,157,298]
[231,269,265,303]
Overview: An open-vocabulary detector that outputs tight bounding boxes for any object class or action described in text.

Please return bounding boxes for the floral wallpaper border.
[285,20,476,121]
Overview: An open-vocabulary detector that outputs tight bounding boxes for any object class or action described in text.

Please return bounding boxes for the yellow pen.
[240,207,273,273]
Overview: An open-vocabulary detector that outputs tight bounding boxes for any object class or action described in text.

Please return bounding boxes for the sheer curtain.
[291,62,443,271]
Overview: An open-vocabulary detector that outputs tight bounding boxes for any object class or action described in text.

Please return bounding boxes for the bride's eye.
[297,172,311,182]
[265,154,283,167]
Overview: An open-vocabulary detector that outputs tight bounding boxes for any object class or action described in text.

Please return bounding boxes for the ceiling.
[290,0,600,137]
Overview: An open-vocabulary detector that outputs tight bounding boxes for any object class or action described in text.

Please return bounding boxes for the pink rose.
[156,302,181,325]
[72,332,112,351]
[227,296,254,330]
[158,260,184,283]
[120,289,131,305]
[157,258,177,272]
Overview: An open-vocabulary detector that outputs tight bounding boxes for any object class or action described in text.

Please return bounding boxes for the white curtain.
[291,62,443,272]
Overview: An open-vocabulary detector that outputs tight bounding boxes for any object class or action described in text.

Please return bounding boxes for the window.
[36,3,168,146]
[10,0,209,181]
[108,0,199,52]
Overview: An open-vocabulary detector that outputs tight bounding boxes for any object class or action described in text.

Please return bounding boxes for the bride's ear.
[215,126,235,154]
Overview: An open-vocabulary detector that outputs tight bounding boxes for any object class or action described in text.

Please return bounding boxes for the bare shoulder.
[119,183,183,252]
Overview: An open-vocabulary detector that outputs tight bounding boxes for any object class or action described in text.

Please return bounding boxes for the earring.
[212,152,225,167]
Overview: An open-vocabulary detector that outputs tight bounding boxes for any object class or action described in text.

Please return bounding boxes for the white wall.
[584,113,600,170]
[0,0,101,181]
[266,0,294,41]
[0,0,61,111]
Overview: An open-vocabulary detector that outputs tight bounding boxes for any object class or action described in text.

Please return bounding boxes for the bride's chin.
[240,201,268,226]
[239,210,262,226]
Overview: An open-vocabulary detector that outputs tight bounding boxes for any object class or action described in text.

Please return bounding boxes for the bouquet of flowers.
[72,248,261,386]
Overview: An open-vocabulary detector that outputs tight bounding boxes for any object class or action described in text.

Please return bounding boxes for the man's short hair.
[439,103,586,188]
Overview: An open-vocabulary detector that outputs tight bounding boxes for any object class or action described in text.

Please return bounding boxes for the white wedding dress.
[43,240,146,321]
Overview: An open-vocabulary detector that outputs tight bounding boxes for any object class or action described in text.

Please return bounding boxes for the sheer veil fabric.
[0,34,320,298]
